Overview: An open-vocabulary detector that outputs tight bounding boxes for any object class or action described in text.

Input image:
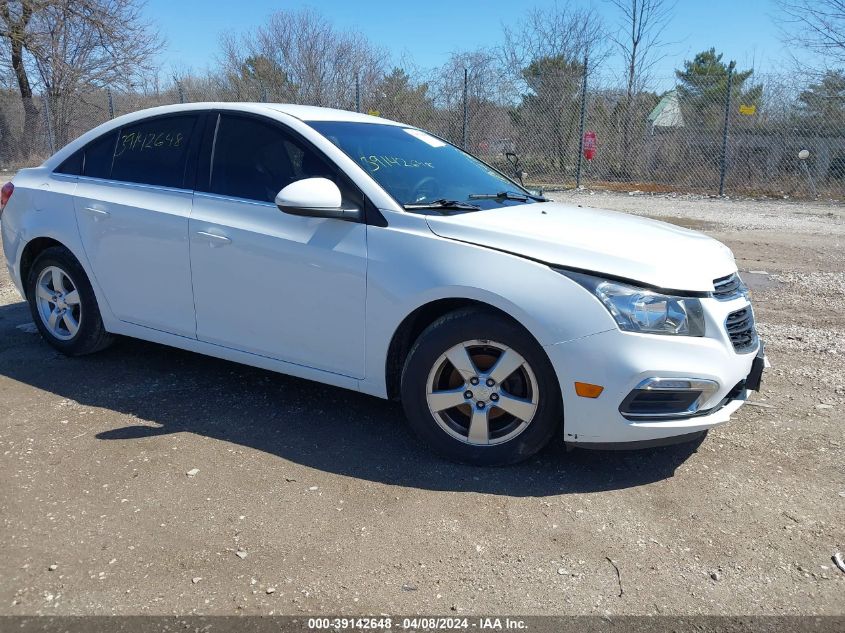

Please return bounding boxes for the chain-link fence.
[2,65,843,199]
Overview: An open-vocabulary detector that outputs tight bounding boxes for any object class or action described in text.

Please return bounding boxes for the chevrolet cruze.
[0,103,764,465]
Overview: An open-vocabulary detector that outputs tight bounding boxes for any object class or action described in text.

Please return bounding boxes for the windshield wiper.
[403,199,482,211]
[468,190,547,202]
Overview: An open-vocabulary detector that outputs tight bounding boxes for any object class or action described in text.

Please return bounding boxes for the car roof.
[113,102,405,125]
[41,102,407,169]
[265,103,405,124]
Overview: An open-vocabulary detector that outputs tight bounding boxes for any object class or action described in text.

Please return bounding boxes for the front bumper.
[545,298,761,445]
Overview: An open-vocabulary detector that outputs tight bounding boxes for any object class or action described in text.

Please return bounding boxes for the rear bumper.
[545,325,759,445]
[1,220,25,298]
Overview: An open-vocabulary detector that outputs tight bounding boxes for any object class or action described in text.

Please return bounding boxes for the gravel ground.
[0,191,843,616]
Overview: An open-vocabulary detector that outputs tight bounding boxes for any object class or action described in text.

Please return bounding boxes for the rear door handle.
[83,206,110,220]
[196,231,232,246]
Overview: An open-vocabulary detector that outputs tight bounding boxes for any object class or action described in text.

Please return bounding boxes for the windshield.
[306,121,534,212]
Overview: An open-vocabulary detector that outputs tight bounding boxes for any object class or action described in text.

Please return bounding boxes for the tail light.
[0,182,13,216]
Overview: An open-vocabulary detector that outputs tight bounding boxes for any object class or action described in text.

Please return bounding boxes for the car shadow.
[0,300,704,497]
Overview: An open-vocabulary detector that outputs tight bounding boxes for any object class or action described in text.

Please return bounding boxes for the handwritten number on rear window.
[114,130,184,158]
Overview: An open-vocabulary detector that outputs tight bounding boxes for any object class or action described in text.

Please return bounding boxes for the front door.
[188,113,367,378]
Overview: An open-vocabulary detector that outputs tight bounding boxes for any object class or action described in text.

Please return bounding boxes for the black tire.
[26,245,113,356]
[400,308,562,465]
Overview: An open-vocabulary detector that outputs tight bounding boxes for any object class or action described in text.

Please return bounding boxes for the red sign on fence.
[583,131,597,161]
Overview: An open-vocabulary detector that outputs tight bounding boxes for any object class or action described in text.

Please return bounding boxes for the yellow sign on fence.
[739,104,757,116]
[368,109,380,117]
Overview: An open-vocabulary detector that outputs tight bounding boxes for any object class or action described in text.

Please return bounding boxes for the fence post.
[355,74,361,113]
[575,54,588,189]
[461,67,468,149]
[718,61,736,197]
[107,88,115,119]
[177,80,185,104]
[42,92,55,155]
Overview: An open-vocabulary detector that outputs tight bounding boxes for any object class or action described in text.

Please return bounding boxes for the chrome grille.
[725,307,758,353]
[713,273,746,301]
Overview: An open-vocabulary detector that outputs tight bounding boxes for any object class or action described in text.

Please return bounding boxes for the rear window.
[111,115,198,188]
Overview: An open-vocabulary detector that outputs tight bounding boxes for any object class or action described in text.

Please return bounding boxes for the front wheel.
[401,309,562,465]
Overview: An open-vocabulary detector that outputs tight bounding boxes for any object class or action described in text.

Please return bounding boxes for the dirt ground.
[0,190,843,616]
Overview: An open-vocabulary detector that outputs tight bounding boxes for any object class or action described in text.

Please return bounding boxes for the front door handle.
[196,231,232,246]
[83,206,110,220]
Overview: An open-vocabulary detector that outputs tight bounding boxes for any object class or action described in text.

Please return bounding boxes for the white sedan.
[0,103,764,465]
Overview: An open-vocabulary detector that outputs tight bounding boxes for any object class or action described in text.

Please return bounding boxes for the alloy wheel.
[35,265,82,341]
[425,339,539,446]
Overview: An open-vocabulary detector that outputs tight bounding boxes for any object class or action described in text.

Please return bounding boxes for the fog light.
[619,377,719,419]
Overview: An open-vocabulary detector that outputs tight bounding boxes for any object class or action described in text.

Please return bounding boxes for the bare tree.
[607,0,675,96]
[427,49,510,147]
[0,0,163,148]
[500,4,610,84]
[217,8,386,108]
[0,1,37,140]
[34,0,163,144]
[499,5,608,176]
[775,0,845,68]
[606,0,676,177]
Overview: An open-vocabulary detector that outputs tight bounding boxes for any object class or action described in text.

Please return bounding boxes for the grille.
[725,307,758,353]
[713,273,746,300]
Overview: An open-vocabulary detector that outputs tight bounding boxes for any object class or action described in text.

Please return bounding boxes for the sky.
[145,0,794,83]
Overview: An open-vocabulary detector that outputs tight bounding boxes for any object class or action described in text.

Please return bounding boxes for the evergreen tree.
[675,49,761,125]
[372,68,433,125]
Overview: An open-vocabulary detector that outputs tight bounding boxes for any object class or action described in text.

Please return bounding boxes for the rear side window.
[55,150,83,176]
[83,131,118,179]
[207,114,335,203]
[55,130,117,178]
[111,115,198,188]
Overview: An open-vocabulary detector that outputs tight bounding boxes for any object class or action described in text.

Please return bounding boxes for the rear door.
[188,112,368,377]
[73,113,202,337]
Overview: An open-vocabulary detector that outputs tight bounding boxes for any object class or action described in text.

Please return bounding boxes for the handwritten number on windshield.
[359,155,434,172]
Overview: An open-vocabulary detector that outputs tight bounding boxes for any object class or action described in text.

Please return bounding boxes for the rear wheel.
[401,309,561,465]
[26,246,113,355]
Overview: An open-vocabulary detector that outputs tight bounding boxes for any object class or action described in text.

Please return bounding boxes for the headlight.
[560,271,706,336]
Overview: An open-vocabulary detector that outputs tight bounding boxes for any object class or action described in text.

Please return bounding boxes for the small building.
[648,90,684,133]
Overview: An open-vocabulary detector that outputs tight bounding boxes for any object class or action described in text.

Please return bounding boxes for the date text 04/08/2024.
[306,617,528,630]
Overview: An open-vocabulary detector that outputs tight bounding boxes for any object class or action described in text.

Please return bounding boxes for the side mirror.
[275,177,361,221]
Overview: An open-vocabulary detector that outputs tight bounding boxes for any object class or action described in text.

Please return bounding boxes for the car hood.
[425,202,736,292]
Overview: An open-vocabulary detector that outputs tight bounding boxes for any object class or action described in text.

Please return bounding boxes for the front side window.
[306,121,533,210]
[110,115,198,188]
[207,114,338,203]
